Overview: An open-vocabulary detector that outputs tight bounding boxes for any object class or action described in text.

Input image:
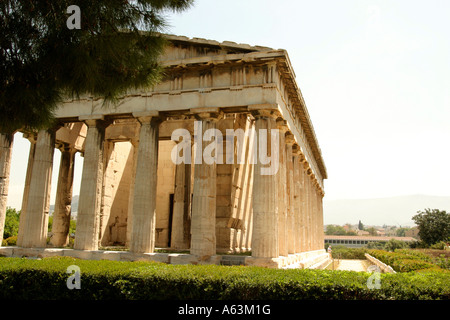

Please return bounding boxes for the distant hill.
[323,194,450,227]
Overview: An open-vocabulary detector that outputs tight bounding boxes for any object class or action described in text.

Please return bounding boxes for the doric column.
[21,128,56,248]
[74,118,108,251]
[190,109,222,258]
[276,119,288,257]
[50,144,76,247]
[0,132,14,245]
[308,176,314,250]
[313,180,324,250]
[129,112,161,253]
[319,190,325,249]
[285,133,296,254]
[250,109,279,258]
[17,133,37,246]
[303,164,312,251]
[315,181,321,250]
[126,140,139,247]
[306,169,316,251]
[298,154,307,252]
[292,144,302,254]
[314,191,318,250]
[171,155,192,249]
[311,178,318,250]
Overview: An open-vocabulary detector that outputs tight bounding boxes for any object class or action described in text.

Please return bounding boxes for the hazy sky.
[6,0,450,209]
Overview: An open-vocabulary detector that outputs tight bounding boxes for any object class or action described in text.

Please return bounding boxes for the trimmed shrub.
[395,259,436,272]
[368,249,449,273]
[431,242,447,250]
[5,236,17,246]
[330,246,367,259]
[0,257,448,300]
[394,249,433,262]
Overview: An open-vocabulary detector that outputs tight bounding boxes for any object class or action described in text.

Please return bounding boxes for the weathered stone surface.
[16,134,37,247]
[292,148,302,254]
[285,134,295,254]
[129,116,160,253]
[171,161,190,249]
[50,145,75,247]
[0,133,13,247]
[276,121,288,257]
[190,112,221,258]
[251,110,279,259]
[6,35,328,269]
[74,120,107,251]
[21,129,55,248]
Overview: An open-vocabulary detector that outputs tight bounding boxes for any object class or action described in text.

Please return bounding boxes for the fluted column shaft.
[303,165,312,251]
[292,145,302,253]
[50,144,76,247]
[125,141,139,247]
[310,175,317,250]
[190,112,221,257]
[21,129,55,248]
[251,110,279,258]
[17,133,37,246]
[309,176,315,251]
[276,120,288,257]
[0,133,14,245]
[171,158,191,249]
[313,182,324,250]
[285,134,296,254]
[129,114,160,253]
[319,192,325,249]
[311,180,318,250]
[299,157,308,252]
[74,119,107,251]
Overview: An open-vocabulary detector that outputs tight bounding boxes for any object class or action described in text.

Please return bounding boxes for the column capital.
[285,132,295,145]
[276,119,289,133]
[22,132,38,144]
[55,142,76,154]
[292,144,302,156]
[55,142,68,152]
[130,138,139,148]
[79,115,111,129]
[312,177,319,187]
[299,153,306,162]
[132,111,162,124]
[190,107,223,122]
[250,109,280,120]
[293,145,307,163]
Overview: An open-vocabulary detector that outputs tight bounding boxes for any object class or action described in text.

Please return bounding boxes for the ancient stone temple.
[0,35,328,268]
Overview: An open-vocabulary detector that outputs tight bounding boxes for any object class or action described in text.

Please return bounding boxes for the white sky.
[6,0,450,209]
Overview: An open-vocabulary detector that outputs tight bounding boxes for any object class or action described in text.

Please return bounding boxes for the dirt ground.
[329,259,373,272]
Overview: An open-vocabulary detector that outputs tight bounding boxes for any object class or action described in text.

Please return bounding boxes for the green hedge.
[328,246,368,259]
[368,249,449,273]
[0,257,449,300]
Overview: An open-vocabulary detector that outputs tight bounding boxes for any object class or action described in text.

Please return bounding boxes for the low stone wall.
[364,253,396,273]
[279,250,331,269]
